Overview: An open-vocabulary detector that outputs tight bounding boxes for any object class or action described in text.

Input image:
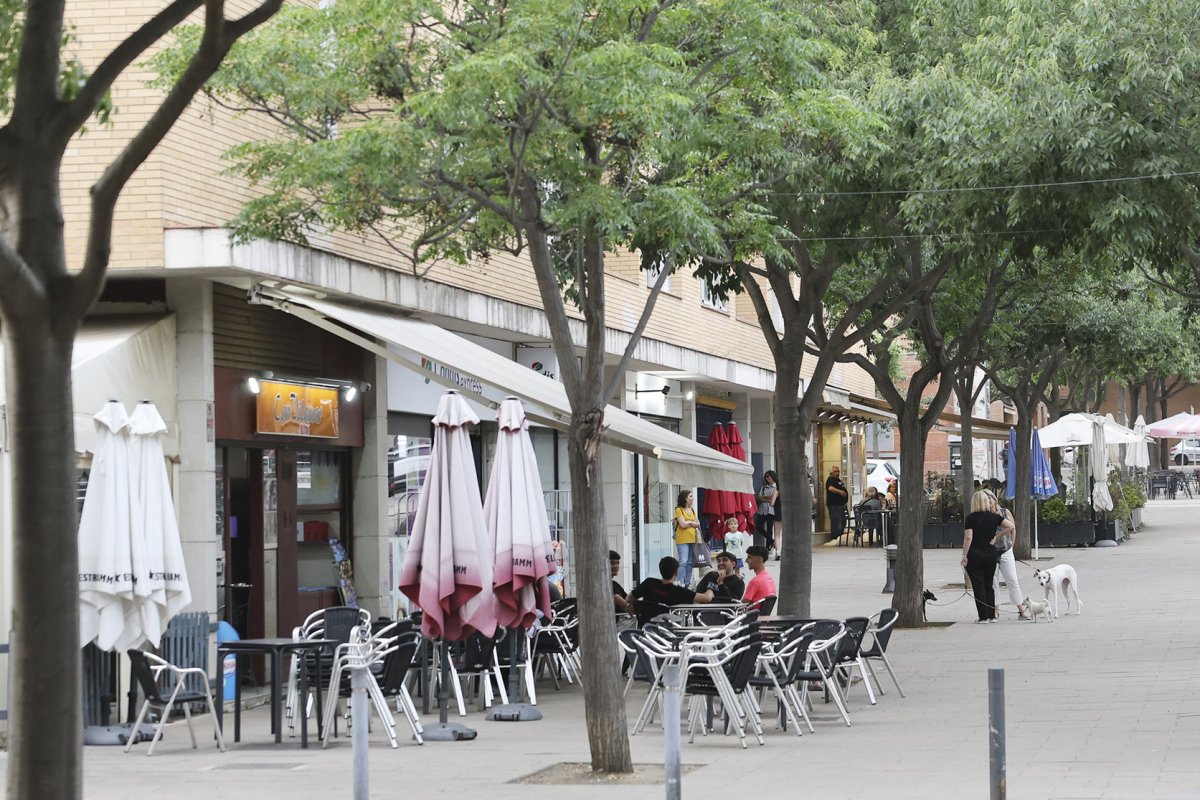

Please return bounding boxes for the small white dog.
[1034,565,1083,618]
[1022,595,1053,623]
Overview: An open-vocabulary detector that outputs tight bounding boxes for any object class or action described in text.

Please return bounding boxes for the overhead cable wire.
[773,169,1200,199]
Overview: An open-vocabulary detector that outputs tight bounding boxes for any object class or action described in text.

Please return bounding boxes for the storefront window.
[297,449,343,506]
[636,415,680,583]
[388,435,431,536]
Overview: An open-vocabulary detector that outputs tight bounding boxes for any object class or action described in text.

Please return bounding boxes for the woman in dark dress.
[961,491,1015,623]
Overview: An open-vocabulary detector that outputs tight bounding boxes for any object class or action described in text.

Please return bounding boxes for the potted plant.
[1036,497,1095,546]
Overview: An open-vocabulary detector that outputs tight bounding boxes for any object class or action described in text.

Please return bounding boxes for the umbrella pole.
[1033,502,1040,561]
[485,627,542,722]
[422,638,478,741]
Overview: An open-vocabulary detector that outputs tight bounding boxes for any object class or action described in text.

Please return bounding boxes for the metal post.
[351,665,369,800]
[663,665,682,800]
[882,544,897,593]
[989,668,1006,800]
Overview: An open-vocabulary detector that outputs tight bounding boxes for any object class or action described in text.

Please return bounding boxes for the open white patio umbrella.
[1124,415,1151,470]
[482,397,555,722]
[129,401,191,647]
[1039,412,1143,448]
[398,391,498,740]
[78,400,147,651]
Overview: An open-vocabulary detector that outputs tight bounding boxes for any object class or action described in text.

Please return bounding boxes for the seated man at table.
[696,551,745,602]
[742,546,777,609]
[610,550,631,615]
[628,556,714,626]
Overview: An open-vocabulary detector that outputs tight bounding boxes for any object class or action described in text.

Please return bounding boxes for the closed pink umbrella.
[486,397,555,630]
[399,391,497,640]
[700,423,731,527]
[483,397,555,722]
[398,391,497,740]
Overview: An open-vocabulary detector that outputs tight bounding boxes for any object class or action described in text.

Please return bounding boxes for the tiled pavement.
[4,499,1198,799]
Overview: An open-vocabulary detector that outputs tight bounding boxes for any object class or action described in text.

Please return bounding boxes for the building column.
[602,367,631,574]
[751,395,774,471]
[351,352,390,618]
[166,279,217,619]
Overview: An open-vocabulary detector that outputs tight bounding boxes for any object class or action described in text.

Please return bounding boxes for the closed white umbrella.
[1091,419,1113,512]
[78,401,146,651]
[1124,415,1151,470]
[129,401,191,647]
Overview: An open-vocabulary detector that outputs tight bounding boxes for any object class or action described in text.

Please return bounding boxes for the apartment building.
[0,1,893,727]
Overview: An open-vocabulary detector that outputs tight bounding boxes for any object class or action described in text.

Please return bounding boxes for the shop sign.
[516,346,559,382]
[256,381,339,438]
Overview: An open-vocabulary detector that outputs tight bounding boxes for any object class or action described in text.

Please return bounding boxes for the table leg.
[299,651,309,749]
[216,650,225,739]
[314,651,325,740]
[234,653,242,743]
[272,651,283,744]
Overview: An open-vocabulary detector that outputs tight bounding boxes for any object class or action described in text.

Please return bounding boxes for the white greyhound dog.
[1034,565,1082,618]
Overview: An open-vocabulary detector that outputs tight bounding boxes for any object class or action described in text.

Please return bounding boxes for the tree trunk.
[5,315,82,799]
[1159,380,1171,469]
[774,355,811,618]
[893,406,928,628]
[956,379,975,520]
[1129,383,1141,423]
[1012,408,1033,560]
[567,409,633,773]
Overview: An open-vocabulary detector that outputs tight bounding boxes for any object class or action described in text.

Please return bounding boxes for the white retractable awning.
[1,315,178,456]
[261,291,754,491]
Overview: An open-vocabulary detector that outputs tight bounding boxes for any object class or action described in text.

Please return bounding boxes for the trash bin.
[216,621,240,702]
[882,544,898,594]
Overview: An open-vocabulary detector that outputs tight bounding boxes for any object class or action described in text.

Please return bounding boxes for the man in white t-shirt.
[722,517,751,569]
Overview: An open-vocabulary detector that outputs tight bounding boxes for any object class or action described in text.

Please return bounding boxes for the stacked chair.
[285,606,371,738]
[320,620,424,747]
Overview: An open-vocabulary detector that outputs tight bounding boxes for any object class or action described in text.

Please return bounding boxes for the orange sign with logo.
[256,381,340,438]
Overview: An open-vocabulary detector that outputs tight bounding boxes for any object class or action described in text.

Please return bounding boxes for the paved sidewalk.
[4,499,1199,799]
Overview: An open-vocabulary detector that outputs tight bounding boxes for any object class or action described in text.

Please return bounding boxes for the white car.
[866,458,900,494]
[1171,439,1200,465]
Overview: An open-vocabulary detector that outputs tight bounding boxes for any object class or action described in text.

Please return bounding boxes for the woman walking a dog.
[962,490,1015,623]
[986,490,1031,620]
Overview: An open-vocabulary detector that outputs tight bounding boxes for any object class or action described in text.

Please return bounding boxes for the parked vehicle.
[1171,439,1200,465]
[866,458,900,494]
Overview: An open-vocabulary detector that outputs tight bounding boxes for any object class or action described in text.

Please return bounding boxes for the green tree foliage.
[175,0,846,771]
[0,2,283,796]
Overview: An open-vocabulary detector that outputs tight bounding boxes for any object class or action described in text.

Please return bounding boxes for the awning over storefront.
[818,389,896,424]
[0,315,178,456]
[259,290,754,491]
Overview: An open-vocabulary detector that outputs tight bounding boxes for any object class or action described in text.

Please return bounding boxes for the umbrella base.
[422,722,478,741]
[1093,538,1119,548]
[83,723,158,746]
[485,703,543,722]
